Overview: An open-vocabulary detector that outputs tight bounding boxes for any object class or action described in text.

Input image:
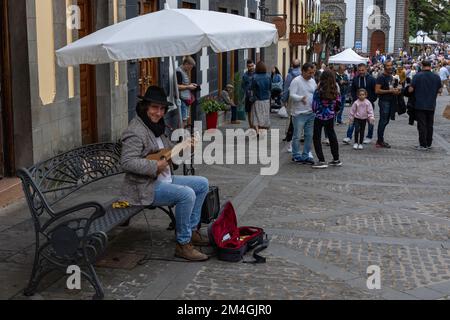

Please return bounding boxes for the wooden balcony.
[289,24,308,46]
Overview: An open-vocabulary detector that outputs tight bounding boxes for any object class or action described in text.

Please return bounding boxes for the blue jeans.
[377,100,392,142]
[292,112,315,160]
[336,95,346,123]
[151,176,209,245]
[180,100,189,121]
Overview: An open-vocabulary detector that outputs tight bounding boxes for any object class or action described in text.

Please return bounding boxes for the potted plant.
[200,96,226,129]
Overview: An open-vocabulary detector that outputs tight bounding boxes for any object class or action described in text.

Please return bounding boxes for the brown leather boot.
[175,242,208,261]
[191,230,210,247]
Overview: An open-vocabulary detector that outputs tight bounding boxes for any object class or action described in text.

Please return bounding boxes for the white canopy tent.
[409,35,438,45]
[328,48,369,65]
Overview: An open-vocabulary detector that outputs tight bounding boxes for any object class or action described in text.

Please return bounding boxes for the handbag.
[277,106,288,118]
[184,92,196,106]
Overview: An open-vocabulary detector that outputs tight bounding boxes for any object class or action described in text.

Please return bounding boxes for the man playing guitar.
[120,86,209,261]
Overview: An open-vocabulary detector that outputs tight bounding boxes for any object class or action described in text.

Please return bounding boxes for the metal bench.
[16,142,175,300]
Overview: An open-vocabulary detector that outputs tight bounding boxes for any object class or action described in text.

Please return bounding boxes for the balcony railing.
[289,24,308,46]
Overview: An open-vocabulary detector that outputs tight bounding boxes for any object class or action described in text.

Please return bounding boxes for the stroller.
[270,87,283,112]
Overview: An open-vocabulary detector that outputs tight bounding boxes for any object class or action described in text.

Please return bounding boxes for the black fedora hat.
[138,86,173,106]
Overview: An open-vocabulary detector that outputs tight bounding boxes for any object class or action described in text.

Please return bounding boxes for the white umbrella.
[328,48,369,65]
[56,8,278,67]
[56,7,278,129]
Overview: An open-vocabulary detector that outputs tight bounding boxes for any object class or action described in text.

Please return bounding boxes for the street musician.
[120,86,209,261]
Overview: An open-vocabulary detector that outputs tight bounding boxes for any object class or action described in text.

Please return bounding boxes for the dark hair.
[255,61,267,73]
[358,63,367,68]
[422,60,432,67]
[272,66,281,75]
[246,59,254,65]
[319,70,339,101]
[136,100,167,116]
[384,59,393,67]
[302,62,314,72]
[357,88,368,96]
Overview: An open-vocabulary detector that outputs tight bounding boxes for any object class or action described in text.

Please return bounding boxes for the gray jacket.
[119,116,174,206]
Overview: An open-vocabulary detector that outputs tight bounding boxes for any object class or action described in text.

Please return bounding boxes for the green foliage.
[409,0,450,35]
[199,96,227,114]
[306,12,341,63]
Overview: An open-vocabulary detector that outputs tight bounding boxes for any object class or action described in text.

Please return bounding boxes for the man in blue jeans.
[289,63,317,164]
[335,64,349,124]
[343,63,377,145]
[374,60,401,148]
[120,86,210,261]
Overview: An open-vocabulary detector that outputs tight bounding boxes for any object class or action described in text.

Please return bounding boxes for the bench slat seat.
[89,203,145,234]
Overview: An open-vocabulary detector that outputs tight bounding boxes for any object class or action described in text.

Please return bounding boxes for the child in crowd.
[349,89,375,150]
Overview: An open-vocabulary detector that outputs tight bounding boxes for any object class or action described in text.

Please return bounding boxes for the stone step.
[0,178,24,209]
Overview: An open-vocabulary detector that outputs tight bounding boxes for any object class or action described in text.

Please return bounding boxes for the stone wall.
[27,0,128,164]
[27,0,82,162]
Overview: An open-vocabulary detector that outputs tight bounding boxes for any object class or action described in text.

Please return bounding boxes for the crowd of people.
[240,44,447,168]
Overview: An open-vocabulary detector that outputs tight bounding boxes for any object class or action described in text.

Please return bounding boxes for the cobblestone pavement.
[1,96,449,300]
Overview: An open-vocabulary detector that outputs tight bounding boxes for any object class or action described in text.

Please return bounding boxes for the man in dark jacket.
[408,60,443,150]
[343,63,377,145]
[242,59,256,129]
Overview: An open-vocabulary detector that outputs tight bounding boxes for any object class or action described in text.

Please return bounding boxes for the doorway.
[370,30,386,57]
[78,0,98,145]
[0,0,14,177]
[138,0,159,96]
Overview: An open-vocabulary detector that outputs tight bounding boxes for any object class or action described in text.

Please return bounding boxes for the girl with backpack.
[311,70,343,169]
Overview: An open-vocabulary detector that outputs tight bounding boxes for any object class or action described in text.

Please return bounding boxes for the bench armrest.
[42,201,106,233]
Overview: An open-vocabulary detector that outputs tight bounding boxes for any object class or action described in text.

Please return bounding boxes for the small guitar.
[146,133,199,162]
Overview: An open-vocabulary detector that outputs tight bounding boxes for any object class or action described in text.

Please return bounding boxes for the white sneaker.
[363,138,372,144]
[353,143,358,150]
[343,137,351,145]
[287,142,292,153]
[358,144,364,150]
[246,129,257,137]
[323,138,330,145]
[308,152,313,159]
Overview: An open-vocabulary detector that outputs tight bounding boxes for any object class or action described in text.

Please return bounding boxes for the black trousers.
[354,118,367,144]
[313,118,339,162]
[415,109,435,147]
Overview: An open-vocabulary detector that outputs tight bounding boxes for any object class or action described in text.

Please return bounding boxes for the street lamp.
[258,0,287,22]
[257,0,287,62]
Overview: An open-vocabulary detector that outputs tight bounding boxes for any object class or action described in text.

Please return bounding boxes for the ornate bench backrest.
[17,143,123,221]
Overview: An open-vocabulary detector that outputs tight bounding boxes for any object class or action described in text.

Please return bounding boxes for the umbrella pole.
[170,56,184,130]
[170,56,195,176]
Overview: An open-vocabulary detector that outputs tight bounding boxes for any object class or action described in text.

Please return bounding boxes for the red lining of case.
[210,202,262,249]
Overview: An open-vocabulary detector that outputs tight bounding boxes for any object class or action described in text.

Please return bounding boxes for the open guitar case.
[208,201,269,263]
